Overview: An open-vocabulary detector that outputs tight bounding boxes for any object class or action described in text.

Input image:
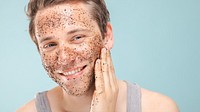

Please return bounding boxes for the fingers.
[107,50,118,92]
[101,48,111,92]
[94,47,118,94]
[94,59,104,94]
[91,48,118,112]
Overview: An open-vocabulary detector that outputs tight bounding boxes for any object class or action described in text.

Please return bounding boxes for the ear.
[103,22,114,50]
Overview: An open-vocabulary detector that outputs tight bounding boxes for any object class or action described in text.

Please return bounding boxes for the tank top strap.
[126,81,142,112]
[34,82,141,112]
[35,91,52,112]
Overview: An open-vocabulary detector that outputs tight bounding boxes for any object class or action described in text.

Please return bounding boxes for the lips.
[62,68,82,76]
[55,65,87,77]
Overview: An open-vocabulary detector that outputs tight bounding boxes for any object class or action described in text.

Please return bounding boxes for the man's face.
[34,3,104,96]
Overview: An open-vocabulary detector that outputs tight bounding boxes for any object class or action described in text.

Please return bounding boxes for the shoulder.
[16,99,37,112]
[141,88,179,112]
[16,86,61,112]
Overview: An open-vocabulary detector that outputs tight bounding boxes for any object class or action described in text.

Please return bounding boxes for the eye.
[43,42,57,49]
[71,35,85,44]
[74,36,82,40]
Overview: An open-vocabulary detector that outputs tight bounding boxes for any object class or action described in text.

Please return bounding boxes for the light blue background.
[0,0,199,112]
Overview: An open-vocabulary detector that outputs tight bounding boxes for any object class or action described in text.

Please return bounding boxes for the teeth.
[63,68,81,76]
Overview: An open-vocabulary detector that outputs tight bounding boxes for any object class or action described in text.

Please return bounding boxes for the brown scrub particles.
[35,4,104,96]
[36,6,94,36]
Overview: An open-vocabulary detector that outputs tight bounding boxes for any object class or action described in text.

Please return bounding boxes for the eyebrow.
[67,28,90,35]
[40,36,54,43]
[39,28,91,43]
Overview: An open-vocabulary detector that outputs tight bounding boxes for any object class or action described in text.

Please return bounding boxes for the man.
[17,0,179,112]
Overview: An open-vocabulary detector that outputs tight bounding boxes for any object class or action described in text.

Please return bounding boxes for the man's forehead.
[35,3,94,25]
[36,3,91,18]
[34,3,96,35]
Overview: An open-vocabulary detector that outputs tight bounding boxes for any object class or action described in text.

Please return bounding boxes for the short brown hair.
[26,0,110,46]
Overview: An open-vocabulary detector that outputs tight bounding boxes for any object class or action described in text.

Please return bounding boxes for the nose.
[57,46,76,65]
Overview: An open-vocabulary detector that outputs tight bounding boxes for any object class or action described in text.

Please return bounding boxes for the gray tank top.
[35,82,141,112]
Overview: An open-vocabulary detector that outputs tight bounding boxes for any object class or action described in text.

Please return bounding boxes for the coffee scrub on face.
[34,3,104,96]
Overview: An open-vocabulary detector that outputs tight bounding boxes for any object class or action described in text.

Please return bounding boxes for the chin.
[60,76,95,96]
[51,64,95,96]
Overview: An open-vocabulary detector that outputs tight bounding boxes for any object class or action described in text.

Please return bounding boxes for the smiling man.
[17,0,179,112]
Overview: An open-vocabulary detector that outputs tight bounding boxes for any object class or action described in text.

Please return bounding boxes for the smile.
[56,65,87,76]
[63,67,81,76]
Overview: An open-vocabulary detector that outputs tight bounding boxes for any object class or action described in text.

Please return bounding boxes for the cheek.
[76,36,103,64]
[88,35,103,58]
[41,52,59,72]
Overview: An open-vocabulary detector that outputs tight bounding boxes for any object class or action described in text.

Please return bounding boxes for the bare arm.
[141,88,179,112]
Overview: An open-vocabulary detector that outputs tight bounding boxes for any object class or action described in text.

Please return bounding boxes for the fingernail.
[96,59,100,63]
[102,48,106,54]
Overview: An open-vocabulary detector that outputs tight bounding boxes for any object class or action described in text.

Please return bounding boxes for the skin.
[36,3,104,96]
[17,2,179,112]
[90,48,118,112]
[34,2,118,111]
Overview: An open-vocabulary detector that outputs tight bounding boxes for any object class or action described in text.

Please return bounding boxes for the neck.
[60,84,95,112]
